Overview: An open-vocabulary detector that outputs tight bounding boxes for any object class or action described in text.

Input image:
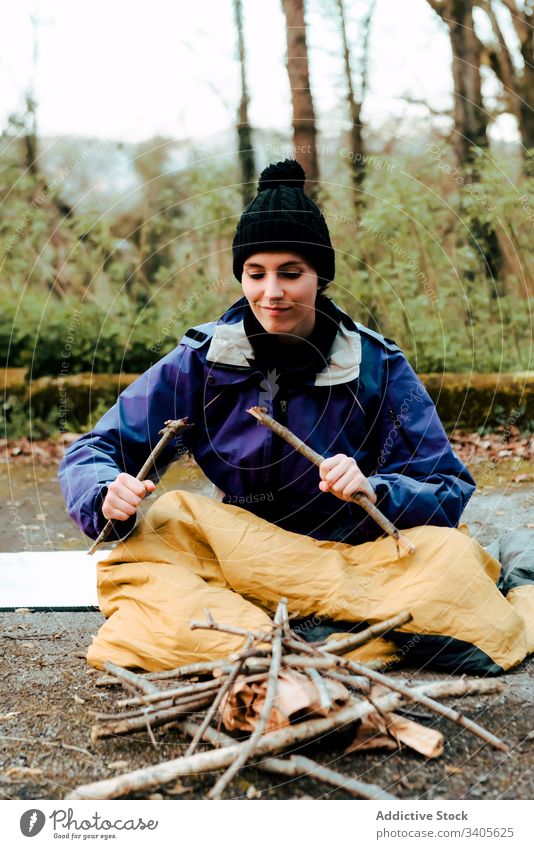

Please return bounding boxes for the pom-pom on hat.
[232,159,335,289]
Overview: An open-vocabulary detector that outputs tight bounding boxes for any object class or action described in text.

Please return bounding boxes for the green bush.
[0,131,532,381]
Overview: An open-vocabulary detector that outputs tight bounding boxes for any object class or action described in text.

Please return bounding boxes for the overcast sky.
[0,0,518,144]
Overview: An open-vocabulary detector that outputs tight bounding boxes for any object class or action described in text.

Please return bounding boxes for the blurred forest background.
[1,0,533,437]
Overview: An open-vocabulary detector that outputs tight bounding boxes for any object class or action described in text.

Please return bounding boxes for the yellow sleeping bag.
[87,490,534,674]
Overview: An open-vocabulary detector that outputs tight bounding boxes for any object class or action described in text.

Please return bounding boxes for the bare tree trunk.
[280,0,319,196]
[233,0,256,206]
[427,0,502,285]
[336,0,375,211]
[448,0,488,164]
[19,14,72,219]
[503,0,534,170]
[476,0,534,173]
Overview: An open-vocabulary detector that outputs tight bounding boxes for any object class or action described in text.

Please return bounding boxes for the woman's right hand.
[101,473,156,521]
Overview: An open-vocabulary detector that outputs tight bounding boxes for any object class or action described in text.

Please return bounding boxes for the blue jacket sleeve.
[366,348,475,529]
[58,345,195,540]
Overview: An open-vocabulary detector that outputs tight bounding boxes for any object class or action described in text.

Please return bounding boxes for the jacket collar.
[206,298,361,386]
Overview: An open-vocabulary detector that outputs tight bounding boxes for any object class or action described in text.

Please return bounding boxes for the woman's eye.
[247,271,301,280]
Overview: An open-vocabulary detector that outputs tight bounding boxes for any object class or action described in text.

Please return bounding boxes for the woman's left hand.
[318,454,377,504]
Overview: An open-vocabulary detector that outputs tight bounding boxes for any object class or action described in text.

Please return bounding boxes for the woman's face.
[241,251,319,339]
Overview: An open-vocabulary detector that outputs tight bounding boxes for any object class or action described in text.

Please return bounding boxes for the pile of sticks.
[68,602,506,800]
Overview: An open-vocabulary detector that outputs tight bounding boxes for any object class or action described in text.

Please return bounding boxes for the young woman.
[58,160,533,675]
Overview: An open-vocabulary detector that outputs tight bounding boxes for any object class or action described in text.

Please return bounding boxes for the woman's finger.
[115,473,149,498]
[110,484,143,507]
[329,469,361,495]
[319,454,347,475]
[103,507,132,522]
[323,457,353,483]
[102,496,137,520]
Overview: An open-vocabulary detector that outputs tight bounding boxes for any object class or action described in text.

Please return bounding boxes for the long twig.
[96,657,244,687]
[324,611,413,655]
[70,691,401,798]
[71,675,495,800]
[0,735,96,758]
[190,617,272,643]
[88,417,192,555]
[177,720,396,800]
[185,634,255,756]
[91,696,214,742]
[285,638,509,752]
[260,754,396,800]
[247,406,415,556]
[103,662,161,696]
[305,667,333,711]
[207,599,287,799]
[117,676,225,708]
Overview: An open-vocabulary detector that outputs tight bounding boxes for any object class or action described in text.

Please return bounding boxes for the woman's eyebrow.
[244,261,305,269]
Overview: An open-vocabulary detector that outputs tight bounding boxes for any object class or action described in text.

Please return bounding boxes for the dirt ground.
[1,609,533,801]
[1,436,533,801]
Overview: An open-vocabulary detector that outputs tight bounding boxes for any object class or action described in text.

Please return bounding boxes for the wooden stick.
[185,634,255,757]
[91,696,213,742]
[0,735,96,759]
[190,617,272,643]
[70,677,504,799]
[207,599,286,799]
[87,417,192,555]
[405,678,505,700]
[324,668,371,694]
[93,686,217,721]
[70,694,396,798]
[324,611,412,656]
[260,754,396,800]
[284,637,509,752]
[180,720,395,800]
[175,721,397,800]
[103,662,161,696]
[306,667,333,711]
[247,406,415,556]
[117,676,225,708]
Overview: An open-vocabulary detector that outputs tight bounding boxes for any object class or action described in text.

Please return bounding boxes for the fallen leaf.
[73,695,85,704]
[345,711,398,754]
[220,670,349,733]
[387,713,444,758]
[445,765,464,775]
[0,712,20,720]
[107,760,129,770]
[346,710,444,758]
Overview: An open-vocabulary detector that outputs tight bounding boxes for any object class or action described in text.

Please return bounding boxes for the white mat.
[0,550,111,608]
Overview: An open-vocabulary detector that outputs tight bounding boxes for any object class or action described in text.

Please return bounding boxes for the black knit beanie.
[232,159,335,289]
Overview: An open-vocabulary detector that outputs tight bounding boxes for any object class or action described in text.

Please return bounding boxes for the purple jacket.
[58,296,475,543]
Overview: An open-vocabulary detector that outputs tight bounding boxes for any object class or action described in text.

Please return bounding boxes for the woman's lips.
[262,305,290,313]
